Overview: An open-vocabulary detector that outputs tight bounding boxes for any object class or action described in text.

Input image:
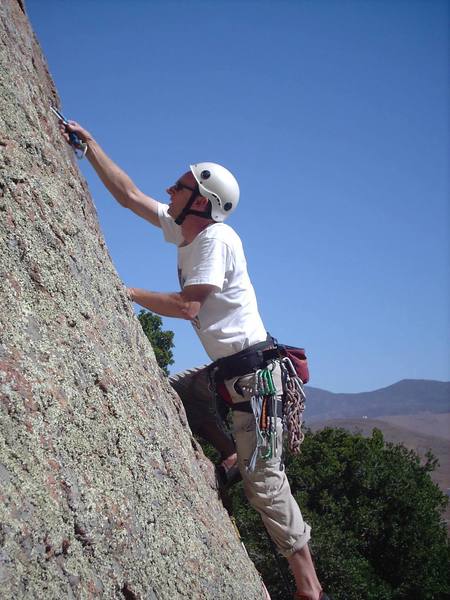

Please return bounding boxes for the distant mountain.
[304,379,450,422]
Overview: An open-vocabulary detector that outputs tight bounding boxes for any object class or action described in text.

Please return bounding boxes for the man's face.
[167,172,197,219]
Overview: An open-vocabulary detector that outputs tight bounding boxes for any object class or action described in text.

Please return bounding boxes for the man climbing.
[59,120,329,600]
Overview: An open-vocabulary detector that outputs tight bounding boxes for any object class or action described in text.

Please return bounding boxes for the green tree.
[229,428,450,600]
[137,309,174,375]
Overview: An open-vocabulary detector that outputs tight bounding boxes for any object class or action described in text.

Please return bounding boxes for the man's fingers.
[64,121,91,143]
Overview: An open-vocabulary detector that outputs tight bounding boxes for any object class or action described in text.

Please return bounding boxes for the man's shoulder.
[201,222,241,246]
[158,202,184,246]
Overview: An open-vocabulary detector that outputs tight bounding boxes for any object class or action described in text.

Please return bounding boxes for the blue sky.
[27,0,448,392]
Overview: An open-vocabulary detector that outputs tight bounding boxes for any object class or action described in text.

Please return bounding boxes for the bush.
[137,309,174,375]
[228,428,450,600]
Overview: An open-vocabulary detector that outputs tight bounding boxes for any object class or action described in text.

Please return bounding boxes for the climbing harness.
[50,106,88,159]
[209,337,309,472]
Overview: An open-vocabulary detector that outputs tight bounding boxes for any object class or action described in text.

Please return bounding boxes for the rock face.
[0,2,265,598]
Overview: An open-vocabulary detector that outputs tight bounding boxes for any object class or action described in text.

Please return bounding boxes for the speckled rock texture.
[0,2,266,598]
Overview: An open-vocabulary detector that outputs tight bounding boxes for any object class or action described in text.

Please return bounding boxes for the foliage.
[227,427,450,600]
[137,309,174,375]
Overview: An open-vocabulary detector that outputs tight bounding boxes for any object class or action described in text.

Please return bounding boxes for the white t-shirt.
[158,203,267,360]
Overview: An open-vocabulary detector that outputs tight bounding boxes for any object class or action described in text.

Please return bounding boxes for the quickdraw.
[248,363,279,472]
[50,106,88,159]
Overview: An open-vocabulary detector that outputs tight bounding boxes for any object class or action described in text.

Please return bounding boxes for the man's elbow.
[121,188,138,209]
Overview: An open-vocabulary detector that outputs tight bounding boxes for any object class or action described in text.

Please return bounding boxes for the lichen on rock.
[0,2,266,598]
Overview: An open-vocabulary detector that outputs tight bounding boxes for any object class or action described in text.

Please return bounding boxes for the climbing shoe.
[216,461,242,490]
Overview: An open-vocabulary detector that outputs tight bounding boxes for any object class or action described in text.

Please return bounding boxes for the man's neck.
[180,216,215,244]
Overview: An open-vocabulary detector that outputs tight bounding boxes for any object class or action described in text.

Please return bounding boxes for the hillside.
[304,378,450,421]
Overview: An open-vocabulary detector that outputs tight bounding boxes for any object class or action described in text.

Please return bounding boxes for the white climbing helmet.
[190,162,240,222]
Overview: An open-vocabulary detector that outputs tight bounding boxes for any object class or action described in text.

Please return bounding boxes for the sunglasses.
[173,180,196,193]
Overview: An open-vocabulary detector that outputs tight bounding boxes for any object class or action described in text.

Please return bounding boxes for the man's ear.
[192,196,210,210]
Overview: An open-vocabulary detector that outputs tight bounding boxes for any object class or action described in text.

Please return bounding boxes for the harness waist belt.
[213,339,278,381]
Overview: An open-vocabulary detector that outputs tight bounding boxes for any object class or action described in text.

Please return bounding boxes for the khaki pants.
[223,362,311,557]
[171,362,311,557]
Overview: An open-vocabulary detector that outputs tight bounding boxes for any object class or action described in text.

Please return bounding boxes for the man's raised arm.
[61,121,161,227]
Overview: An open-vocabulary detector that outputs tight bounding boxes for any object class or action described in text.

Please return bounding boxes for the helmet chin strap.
[174,187,212,225]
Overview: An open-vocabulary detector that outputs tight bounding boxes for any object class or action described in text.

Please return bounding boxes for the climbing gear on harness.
[50,106,88,159]
[190,162,240,222]
[277,344,309,384]
[209,337,309,469]
[247,363,279,471]
[280,354,306,454]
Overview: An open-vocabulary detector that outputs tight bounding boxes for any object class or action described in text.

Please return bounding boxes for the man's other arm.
[63,121,161,227]
[128,285,216,320]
